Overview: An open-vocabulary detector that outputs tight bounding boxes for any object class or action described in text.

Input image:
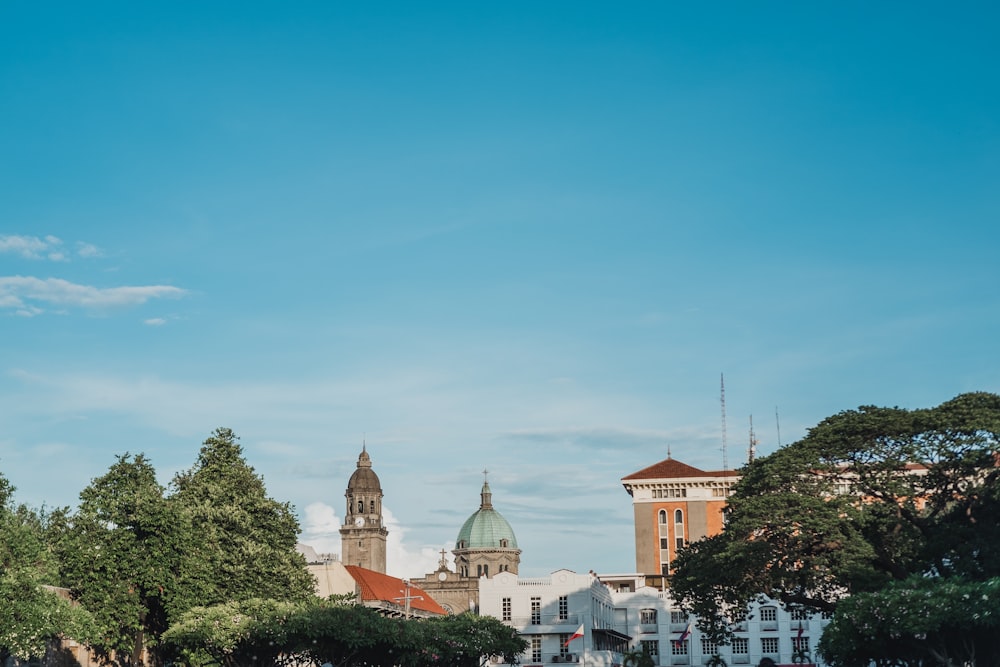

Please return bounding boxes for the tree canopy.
[0,474,95,664]
[669,392,1000,665]
[50,452,187,666]
[169,427,315,606]
[47,428,316,666]
[161,597,528,667]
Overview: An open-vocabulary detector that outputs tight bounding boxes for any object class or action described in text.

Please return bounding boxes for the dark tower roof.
[347,445,382,493]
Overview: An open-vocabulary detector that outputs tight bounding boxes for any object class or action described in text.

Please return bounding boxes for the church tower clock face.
[339,445,388,573]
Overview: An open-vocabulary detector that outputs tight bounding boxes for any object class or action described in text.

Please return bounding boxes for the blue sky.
[2,2,998,578]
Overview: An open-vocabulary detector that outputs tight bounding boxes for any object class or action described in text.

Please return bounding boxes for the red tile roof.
[621,457,739,481]
[344,565,447,616]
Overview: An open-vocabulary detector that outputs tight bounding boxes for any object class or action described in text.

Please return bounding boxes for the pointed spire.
[480,468,493,509]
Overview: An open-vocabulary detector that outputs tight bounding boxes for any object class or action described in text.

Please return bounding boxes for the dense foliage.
[162,597,528,667]
[0,475,95,663]
[50,453,192,665]
[669,392,1000,665]
[44,428,315,666]
[170,428,316,606]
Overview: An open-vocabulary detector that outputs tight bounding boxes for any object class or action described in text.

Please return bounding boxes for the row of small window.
[502,596,569,623]
[640,607,818,626]
[650,486,730,499]
[642,637,809,656]
[456,538,513,549]
[462,563,512,577]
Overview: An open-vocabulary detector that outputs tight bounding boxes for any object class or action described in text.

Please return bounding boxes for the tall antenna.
[720,373,729,473]
[775,406,782,448]
[748,415,758,463]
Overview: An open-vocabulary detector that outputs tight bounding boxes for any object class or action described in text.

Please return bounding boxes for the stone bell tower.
[339,445,388,572]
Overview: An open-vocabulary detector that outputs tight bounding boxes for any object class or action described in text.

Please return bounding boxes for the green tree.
[817,575,1000,667]
[161,597,528,667]
[669,392,1000,658]
[0,476,95,663]
[52,453,186,667]
[169,428,315,605]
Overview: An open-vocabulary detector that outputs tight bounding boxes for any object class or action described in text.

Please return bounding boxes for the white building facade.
[478,571,829,667]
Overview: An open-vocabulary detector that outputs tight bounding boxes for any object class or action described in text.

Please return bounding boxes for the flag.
[797,621,804,639]
[564,625,584,646]
[673,622,692,647]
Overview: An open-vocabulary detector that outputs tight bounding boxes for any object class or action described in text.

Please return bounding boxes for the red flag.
[564,625,584,646]
[797,621,804,639]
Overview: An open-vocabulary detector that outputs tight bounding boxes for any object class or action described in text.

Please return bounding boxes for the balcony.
[505,614,582,632]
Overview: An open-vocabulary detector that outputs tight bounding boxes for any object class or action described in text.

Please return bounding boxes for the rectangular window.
[531,637,541,663]
[675,536,684,551]
[790,608,809,620]
[660,537,670,550]
[793,636,809,653]
[700,637,718,655]
[502,597,511,622]
[530,597,541,625]
[559,595,569,620]
[559,635,570,658]
[731,638,748,655]
[640,609,657,625]
[670,611,688,624]
[760,637,779,654]
[640,640,658,657]
[670,640,688,656]
[759,606,777,622]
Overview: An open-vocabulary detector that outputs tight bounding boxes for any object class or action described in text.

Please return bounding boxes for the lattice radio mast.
[720,373,729,473]
[748,415,758,463]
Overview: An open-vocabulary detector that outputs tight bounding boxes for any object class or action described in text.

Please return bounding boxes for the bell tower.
[340,445,388,572]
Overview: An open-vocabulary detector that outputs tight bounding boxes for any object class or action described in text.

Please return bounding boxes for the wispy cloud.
[0,235,105,261]
[0,235,65,261]
[501,426,672,451]
[144,318,168,326]
[76,242,104,258]
[0,276,186,315]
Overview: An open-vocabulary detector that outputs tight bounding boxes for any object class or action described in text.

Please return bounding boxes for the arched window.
[370,500,375,513]
[357,500,364,513]
[500,538,509,547]
[674,509,683,523]
[674,510,685,551]
[658,509,667,524]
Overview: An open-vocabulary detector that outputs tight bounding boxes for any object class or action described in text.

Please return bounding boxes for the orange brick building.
[620,457,738,578]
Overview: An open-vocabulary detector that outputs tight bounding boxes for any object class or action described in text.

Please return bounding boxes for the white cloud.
[144,318,167,326]
[300,502,343,555]
[299,502,452,579]
[0,235,62,259]
[0,276,186,314]
[384,505,453,579]
[76,242,103,258]
[0,235,104,261]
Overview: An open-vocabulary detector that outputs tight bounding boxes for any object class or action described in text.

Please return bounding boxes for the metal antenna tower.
[720,374,729,473]
[775,406,782,448]
[748,415,758,464]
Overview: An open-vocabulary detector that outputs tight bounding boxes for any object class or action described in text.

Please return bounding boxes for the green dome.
[456,482,518,549]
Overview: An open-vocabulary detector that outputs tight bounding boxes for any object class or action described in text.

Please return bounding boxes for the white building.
[478,571,829,667]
